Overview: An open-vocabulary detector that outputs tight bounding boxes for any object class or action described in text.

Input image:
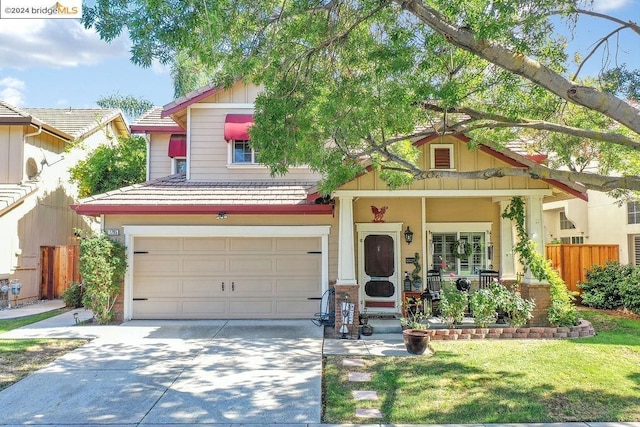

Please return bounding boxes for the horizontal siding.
[149,134,171,179]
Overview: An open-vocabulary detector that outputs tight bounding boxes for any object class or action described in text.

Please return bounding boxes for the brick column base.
[520,282,550,326]
[334,284,360,336]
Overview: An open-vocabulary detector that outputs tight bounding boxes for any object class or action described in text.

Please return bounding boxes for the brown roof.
[130,107,183,133]
[0,183,38,216]
[161,82,225,117]
[0,100,32,120]
[72,174,332,216]
[23,107,127,140]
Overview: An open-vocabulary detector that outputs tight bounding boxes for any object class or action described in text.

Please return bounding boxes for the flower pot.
[402,329,431,355]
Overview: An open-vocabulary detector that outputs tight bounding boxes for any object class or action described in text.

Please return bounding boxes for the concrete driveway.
[0,314,324,425]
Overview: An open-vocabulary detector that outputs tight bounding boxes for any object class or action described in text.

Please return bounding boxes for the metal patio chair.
[310,287,335,327]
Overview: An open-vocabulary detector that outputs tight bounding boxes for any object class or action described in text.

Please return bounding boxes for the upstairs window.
[430,144,454,169]
[232,140,259,164]
[173,158,187,174]
[559,212,576,230]
[628,201,640,225]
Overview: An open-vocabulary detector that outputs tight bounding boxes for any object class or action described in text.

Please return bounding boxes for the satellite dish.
[26,157,40,179]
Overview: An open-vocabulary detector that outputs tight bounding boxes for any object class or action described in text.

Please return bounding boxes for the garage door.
[132,236,322,319]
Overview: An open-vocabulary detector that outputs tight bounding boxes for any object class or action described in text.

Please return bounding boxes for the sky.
[0,0,638,115]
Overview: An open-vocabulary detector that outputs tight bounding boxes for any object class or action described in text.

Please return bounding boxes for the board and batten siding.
[0,126,25,184]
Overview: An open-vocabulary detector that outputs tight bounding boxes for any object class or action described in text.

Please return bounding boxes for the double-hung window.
[231,140,259,164]
[428,223,491,276]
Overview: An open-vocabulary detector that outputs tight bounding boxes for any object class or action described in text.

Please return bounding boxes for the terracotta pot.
[402,329,431,355]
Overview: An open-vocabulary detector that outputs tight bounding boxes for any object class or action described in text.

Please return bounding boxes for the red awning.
[168,134,186,157]
[224,114,254,141]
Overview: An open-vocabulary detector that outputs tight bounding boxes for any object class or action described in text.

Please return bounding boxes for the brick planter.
[427,319,595,341]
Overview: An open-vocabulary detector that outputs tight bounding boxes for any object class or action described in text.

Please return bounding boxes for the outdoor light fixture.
[216,212,228,220]
[73,312,79,325]
[404,226,414,244]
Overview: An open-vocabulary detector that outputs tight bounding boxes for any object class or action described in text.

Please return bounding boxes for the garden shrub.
[469,288,497,327]
[62,282,84,308]
[579,261,630,309]
[620,267,640,316]
[78,232,127,324]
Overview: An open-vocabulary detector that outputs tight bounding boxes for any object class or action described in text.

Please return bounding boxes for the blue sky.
[0,0,638,114]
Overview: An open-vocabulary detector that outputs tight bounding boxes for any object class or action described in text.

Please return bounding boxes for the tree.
[97,93,154,122]
[83,0,640,195]
[69,135,147,198]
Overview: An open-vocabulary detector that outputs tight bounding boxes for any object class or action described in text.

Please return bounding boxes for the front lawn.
[323,308,640,423]
[0,309,87,391]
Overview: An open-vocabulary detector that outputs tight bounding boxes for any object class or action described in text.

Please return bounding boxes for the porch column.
[498,199,516,280]
[524,195,546,284]
[336,196,357,285]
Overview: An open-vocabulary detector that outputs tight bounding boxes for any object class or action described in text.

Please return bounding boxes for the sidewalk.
[0,299,67,319]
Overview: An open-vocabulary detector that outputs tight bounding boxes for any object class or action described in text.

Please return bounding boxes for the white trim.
[334,189,552,198]
[426,222,492,233]
[171,157,186,174]
[123,225,331,237]
[145,135,150,181]
[191,103,254,109]
[186,107,191,180]
[124,233,133,320]
[430,143,454,170]
[355,222,403,232]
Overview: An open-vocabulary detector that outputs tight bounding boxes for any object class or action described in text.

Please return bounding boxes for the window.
[429,144,454,169]
[628,201,640,224]
[560,236,584,244]
[431,231,487,276]
[231,140,259,164]
[634,235,640,266]
[173,158,187,174]
[559,211,576,230]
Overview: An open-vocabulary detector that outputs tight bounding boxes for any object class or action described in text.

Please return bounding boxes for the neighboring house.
[0,100,129,304]
[544,192,640,264]
[72,81,587,325]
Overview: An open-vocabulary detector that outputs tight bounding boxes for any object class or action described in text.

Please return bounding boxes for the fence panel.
[40,246,79,299]
[545,244,619,293]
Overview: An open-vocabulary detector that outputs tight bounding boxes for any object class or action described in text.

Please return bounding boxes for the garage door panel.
[182,279,223,297]
[183,257,227,273]
[135,258,181,273]
[135,237,181,252]
[230,238,273,252]
[229,300,273,315]
[134,277,181,297]
[276,299,318,316]
[183,237,227,252]
[276,237,320,251]
[275,279,319,295]
[229,257,273,274]
[133,299,180,318]
[182,300,227,316]
[275,256,320,274]
[231,278,274,296]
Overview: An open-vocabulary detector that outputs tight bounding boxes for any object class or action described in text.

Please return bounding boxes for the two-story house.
[72,81,587,325]
[0,100,128,304]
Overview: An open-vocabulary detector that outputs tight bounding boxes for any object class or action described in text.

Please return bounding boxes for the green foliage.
[411,252,422,284]
[83,0,640,196]
[61,282,84,308]
[438,283,468,327]
[502,197,578,326]
[468,288,497,327]
[69,135,147,198]
[78,233,127,324]
[97,93,153,122]
[400,297,429,330]
[579,261,631,309]
[620,268,640,316]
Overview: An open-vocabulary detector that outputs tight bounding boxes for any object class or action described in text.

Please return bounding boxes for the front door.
[357,226,401,313]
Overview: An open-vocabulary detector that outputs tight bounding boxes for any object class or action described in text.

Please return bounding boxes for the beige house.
[73,82,587,325]
[0,101,129,304]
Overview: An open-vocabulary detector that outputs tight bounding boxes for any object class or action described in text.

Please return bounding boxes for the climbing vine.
[501,197,578,327]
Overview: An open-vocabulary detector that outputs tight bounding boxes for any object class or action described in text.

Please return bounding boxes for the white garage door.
[132,236,322,319]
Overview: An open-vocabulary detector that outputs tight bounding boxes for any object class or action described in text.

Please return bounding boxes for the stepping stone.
[348,372,372,382]
[352,390,379,400]
[355,408,383,418]
[342,358,366,367]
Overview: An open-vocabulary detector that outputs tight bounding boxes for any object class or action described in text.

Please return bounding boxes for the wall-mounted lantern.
[404,226,414,244]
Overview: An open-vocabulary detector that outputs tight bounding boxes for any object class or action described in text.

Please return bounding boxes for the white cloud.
[591,0,633,12]
[0,19,129,69]
[0,76,26,106]
[151,59,171,75]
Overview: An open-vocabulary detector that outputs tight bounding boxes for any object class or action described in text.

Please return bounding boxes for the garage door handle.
[133,298,148,301]
[232,282,235,291]
[222,282,225,291]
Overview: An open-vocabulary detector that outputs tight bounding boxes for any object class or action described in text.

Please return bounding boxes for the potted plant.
[438,282,468,327]
[401,297,430,355]
[359,309,374,336]
[411,252,422,291]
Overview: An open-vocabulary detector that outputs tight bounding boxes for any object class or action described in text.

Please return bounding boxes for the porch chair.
[421,269,443,316]
[478,269,500,289]
[310,287,335,327]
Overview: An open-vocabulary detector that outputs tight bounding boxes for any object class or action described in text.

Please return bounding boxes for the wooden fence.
[545,244,619,294]
[40,245,79,299]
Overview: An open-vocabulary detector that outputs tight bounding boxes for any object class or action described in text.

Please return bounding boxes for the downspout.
[23,124,43,181]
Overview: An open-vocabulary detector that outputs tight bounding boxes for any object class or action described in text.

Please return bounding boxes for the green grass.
[323,308,640,423]
[0,308,69,334]
[0,309,86,391]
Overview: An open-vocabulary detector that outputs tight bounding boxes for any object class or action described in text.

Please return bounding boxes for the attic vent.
[430,143,454,169]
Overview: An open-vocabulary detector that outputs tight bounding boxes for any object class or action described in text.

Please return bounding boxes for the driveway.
[0,314,324,425]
